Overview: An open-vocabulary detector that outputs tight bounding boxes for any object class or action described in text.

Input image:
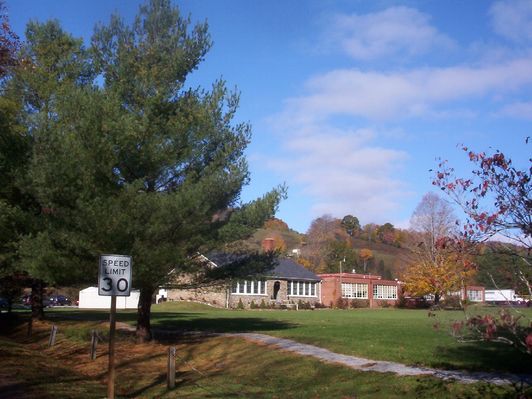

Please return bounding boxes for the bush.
[297,300,312,310]
[397,297,430,309]
[259,299,268,309]
[250,300,257,309]
[395,293,407,308]
[441,295,463,310]
[237,298,245,310]
[350,299,369,309]
[335,297,349,309]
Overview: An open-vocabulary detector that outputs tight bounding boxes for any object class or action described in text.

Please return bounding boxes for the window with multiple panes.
[288,281,317,297]
[341,283,368,299]
[231,280,266,295]
[373,284,397,300]
[467,290,482,302]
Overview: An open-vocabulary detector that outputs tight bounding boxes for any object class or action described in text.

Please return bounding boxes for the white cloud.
[281,57,532,120]
[497,101,532,119]
[265,127,411,224]
[264,55,532,226]
[262,5,532,228]
[327,6,454,60]
[490,0,532,43]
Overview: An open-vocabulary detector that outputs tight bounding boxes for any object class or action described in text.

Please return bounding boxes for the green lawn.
[0,316,523,399]
[47,302,532,374]
[150,303,532,373]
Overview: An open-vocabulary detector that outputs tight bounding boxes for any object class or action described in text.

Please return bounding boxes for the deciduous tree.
[404,193,472,304]
[434,143,531,351]
[0,0,18,78]
[302,215,349,272]
[341,214,360,237]
[359,248,373,273]
[403,241,476,304]
[434,144,531,294]
[410,192,456,262]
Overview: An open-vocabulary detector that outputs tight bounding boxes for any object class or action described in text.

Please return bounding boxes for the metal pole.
[107,295,117,399]
[339,259,343,298]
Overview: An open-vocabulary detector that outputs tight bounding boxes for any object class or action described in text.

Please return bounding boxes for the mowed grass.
[46,302,532,374]
[148,302,532,373]
[0,316,521,398]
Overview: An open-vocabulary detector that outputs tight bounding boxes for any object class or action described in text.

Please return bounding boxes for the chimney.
[262,238,275,252]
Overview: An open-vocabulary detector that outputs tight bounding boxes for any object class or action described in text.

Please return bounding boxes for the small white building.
[485,289,525,303]
[78,286,140,309]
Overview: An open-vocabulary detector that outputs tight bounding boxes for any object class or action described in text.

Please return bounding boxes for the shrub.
[259,299,267,309]
[350,299,369,309]
[250,300,257,309]
[395,293,407,308]
[237,298,245,310]
[335,297,349,309]
[441,295,463,310]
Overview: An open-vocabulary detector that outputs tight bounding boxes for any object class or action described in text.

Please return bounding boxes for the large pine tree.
[12,0,284,340]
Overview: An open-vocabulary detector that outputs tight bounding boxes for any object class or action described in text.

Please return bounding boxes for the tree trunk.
[31,279,45,320]
[434,293,441,305]
[136,286,155,343]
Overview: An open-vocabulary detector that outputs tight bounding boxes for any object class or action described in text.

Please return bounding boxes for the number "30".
[101,277,129,293]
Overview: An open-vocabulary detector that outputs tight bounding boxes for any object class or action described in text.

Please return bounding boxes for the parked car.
[49,295,72,306]
[19,294,52,308]
[0,297,9,310]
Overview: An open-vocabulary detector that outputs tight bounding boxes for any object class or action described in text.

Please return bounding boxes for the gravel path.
[224,332,532,386]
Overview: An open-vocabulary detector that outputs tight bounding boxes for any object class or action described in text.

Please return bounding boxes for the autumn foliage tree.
[434,143,531,353]
[434,144,531,295]
[403,193,475,304]
[0,1,18,78]
[359,248,373,273]
[403,238,476,305]
[301,215,354,273]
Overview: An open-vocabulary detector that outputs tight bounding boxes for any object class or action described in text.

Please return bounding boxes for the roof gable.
[205,252,320,282]
[270,258,320,281]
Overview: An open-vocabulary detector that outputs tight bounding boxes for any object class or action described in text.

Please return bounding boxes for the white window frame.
[341,283,369,299]
[467,289,482,302]
[231,280,267,295]
[373,284,397,300]
[288,281,317,297]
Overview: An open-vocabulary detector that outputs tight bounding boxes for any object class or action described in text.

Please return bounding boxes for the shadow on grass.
[432,340,532,374]
[152,314,297,334]
[45,309,139,323]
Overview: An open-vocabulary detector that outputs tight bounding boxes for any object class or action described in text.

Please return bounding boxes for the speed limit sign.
[98,254,132,296]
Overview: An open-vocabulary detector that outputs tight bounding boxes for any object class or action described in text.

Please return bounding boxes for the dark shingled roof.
[269,258,320,281]
[205,252,320,282]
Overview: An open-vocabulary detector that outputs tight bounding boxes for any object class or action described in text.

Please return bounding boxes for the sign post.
[98,254,132,399]
[108,295,117,399]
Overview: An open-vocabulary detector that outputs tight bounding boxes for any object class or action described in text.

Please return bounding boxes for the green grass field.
[0,315,524,399]
[46,302,532,374]
[151,302,532,373]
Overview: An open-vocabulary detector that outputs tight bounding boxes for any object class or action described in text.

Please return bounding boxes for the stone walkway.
[223,332,532,386]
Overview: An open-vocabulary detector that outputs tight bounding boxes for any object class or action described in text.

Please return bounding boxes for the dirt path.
[223,332,532,386]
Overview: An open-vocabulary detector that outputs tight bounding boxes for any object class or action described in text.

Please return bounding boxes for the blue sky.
[7,0,532,233]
